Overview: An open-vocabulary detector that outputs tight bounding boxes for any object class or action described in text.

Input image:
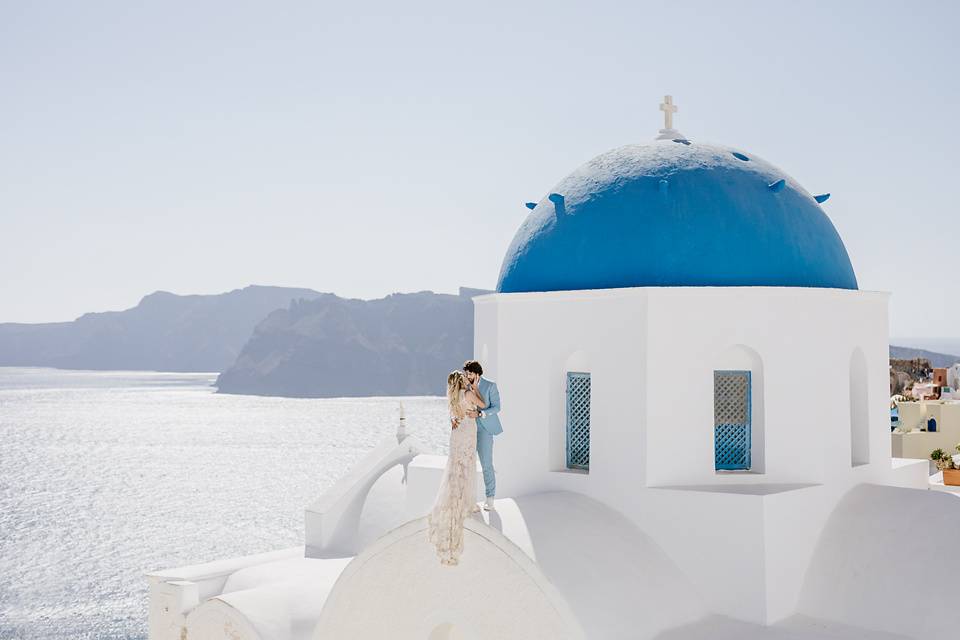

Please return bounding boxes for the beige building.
[891,400,960,460]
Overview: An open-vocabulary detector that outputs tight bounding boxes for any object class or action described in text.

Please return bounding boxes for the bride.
[426,370,486,565]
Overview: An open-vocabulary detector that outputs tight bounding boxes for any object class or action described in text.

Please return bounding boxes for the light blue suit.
[474,377,502,498]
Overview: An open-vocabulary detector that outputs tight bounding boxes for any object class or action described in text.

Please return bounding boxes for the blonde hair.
[447,370,466,419]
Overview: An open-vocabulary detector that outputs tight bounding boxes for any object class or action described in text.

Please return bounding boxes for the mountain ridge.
[889,345,960,369]
[3,286,956,396]
[214,289,477,397]
[0,285,327,372]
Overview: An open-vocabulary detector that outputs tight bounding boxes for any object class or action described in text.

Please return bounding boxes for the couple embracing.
[426,360,502,566]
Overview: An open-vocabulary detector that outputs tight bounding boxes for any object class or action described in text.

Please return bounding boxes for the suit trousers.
[476,427,496,498]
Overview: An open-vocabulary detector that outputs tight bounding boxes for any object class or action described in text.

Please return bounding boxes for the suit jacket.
[476,377,503,436]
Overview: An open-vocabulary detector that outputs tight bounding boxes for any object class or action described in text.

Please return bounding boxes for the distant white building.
[147,99,960,640]
[948,363,960,391]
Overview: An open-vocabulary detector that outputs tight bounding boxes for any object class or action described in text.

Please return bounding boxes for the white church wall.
[501,492,707,639]
[470,286,909,627]
[849,347,870,466]
[473,289,648,514]
[474,287,892,506]
[644,287,891,488]
[760,483,835,623]
[798,483,960,638]
[638,486,768,623]
[638,482,868,625]
[887,457,930,487]
[853,314,899,486]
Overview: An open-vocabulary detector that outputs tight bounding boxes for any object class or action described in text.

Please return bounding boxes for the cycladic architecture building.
[147,99,960,640]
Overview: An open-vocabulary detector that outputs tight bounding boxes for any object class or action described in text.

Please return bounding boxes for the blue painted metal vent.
[714,371,751,470]
[566,372,591,470]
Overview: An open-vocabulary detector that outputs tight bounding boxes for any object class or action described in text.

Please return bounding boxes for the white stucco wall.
[312,517,583,640]
[146,546,305,640]
[474,287,891,502]
[472,286,899,624]
[799,483,960,637]
[473,287,649,506]
[181,555,350,640]
[948,364,960,390]
[314,491,706,640]
[304,434,422,558]
[642,287,890,488]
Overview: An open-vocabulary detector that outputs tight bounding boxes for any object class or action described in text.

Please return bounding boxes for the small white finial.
[396,401,407,443]
[655,95,686,140]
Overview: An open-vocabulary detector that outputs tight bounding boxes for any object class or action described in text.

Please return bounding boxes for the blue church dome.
[496,138,857,293]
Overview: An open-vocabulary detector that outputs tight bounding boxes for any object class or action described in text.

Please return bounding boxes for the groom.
[463,360,501,511]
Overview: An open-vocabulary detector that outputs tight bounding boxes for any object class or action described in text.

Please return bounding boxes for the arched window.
[713,345,764,473]
[566,372,591,471]
[714,370,751,470]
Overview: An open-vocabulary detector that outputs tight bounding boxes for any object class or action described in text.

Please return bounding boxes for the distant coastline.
[0,285,485,398]
[2,285,956,398]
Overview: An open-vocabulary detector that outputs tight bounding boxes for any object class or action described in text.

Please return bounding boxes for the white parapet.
[145,546,302,640]
[304,433,425,557]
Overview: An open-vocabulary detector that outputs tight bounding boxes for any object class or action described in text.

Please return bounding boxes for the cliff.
[214,290,477,397]
[0,285,325,372]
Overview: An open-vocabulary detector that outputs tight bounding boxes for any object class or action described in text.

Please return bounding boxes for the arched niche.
[849,347,870,466]
[550,350,591,472]
[712,344,765,473]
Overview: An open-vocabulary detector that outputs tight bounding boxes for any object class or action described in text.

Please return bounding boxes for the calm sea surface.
[0,367,449,639]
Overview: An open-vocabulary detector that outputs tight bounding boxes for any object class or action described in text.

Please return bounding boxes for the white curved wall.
[185,556,350,640]
[315,492,706,640]
[799,483,960,637]
[186,598,262,640]
[356,464,410,548]
[502,492,706,638]
[313,518,582,640]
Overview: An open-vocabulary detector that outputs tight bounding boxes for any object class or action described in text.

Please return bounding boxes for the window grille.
[566,372,591,470]
[714,370,751,470]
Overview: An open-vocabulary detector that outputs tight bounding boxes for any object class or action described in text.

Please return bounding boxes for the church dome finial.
[655,95,686,140]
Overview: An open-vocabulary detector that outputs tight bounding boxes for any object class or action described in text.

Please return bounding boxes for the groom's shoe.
[483,497,496,511]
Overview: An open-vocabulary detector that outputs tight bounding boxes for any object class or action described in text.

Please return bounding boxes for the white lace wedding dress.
[426,390,478,565]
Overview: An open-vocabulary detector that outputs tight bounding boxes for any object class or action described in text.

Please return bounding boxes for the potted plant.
[931,445,960,486]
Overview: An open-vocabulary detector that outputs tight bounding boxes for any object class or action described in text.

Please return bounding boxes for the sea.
[0,367,450,639]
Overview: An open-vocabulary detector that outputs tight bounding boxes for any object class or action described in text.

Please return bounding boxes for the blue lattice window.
[714,370,751,470]
[566,372,591,470]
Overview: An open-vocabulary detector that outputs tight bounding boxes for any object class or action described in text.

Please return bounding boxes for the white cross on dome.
[655,94,686,140]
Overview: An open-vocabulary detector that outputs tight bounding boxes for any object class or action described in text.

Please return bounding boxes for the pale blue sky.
[1,1,957,337]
